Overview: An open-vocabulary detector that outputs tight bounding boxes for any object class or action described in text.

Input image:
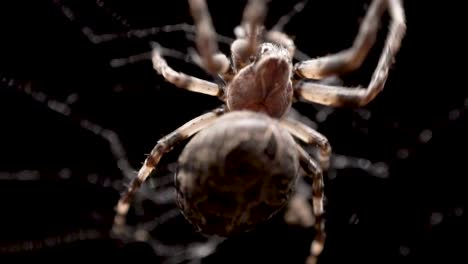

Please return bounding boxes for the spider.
[112,0,406,263]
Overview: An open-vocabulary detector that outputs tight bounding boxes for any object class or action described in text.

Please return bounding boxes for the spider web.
[1,0,467,263]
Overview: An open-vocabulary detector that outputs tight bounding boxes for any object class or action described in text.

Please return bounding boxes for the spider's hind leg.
[279,117,330,263]
[112,107,225,235]
[280,118,331,171]
[295,145,326,264]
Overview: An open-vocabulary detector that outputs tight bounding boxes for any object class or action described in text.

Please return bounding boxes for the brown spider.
[112,0,406,262]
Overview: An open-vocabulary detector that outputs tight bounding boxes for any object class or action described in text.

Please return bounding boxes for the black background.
[1,0,466,263]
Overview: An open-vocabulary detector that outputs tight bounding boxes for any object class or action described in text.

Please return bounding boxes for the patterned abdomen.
[175,111,299,236]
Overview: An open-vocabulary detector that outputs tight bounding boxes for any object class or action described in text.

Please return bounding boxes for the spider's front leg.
[152,47,224,98]
[112,107,225,235]
[231,0,269,70]
[294,0,406,107]
[188,0,230,76]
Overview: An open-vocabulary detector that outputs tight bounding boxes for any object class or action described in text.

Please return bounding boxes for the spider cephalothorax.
[227,43,294,118]
[113,0,406,262]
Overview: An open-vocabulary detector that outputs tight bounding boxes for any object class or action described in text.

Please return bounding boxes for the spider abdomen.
[175,111,299,236]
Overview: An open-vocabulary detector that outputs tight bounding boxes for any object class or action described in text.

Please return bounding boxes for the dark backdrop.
[1,0,466,263]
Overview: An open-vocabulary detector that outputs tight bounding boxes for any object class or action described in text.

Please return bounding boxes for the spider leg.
[112,107,225,235]
[296,144,326,264]
[280,118,331,171]
[294,0,406,107]
[284,185,314,228]
[152,47,225,99]
[295,0,387,79]
[231,0,269,70]
[188,0,230,76]
[295,0,405,81]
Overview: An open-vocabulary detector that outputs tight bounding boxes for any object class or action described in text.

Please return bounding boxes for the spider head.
[253,43,293,84]
[227,42,294,118]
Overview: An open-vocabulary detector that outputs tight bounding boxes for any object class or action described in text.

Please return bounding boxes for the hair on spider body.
[173,41,300,232]
[113,0,406,262]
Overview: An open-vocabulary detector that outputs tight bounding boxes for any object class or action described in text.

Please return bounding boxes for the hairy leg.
[188,0,230,75]
[152,46,224,98]
[295,0,406,107]
[231,0,269,70]
[296,145,326,264]
[295,0,390,79]
[280,118,331,171]
[112,107,225,234]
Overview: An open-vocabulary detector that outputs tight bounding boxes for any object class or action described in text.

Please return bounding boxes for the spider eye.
[261,46,270,54]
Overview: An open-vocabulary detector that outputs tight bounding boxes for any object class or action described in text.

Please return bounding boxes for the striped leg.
[152,47,224,98]
[188,0,230,75]
[112,107,225,235]
[296,145,326,264]
[240,0,269,57]
[231,0,269,70]
[294,0,406,107]
[295,0,389,79]
[280,118,331,171]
